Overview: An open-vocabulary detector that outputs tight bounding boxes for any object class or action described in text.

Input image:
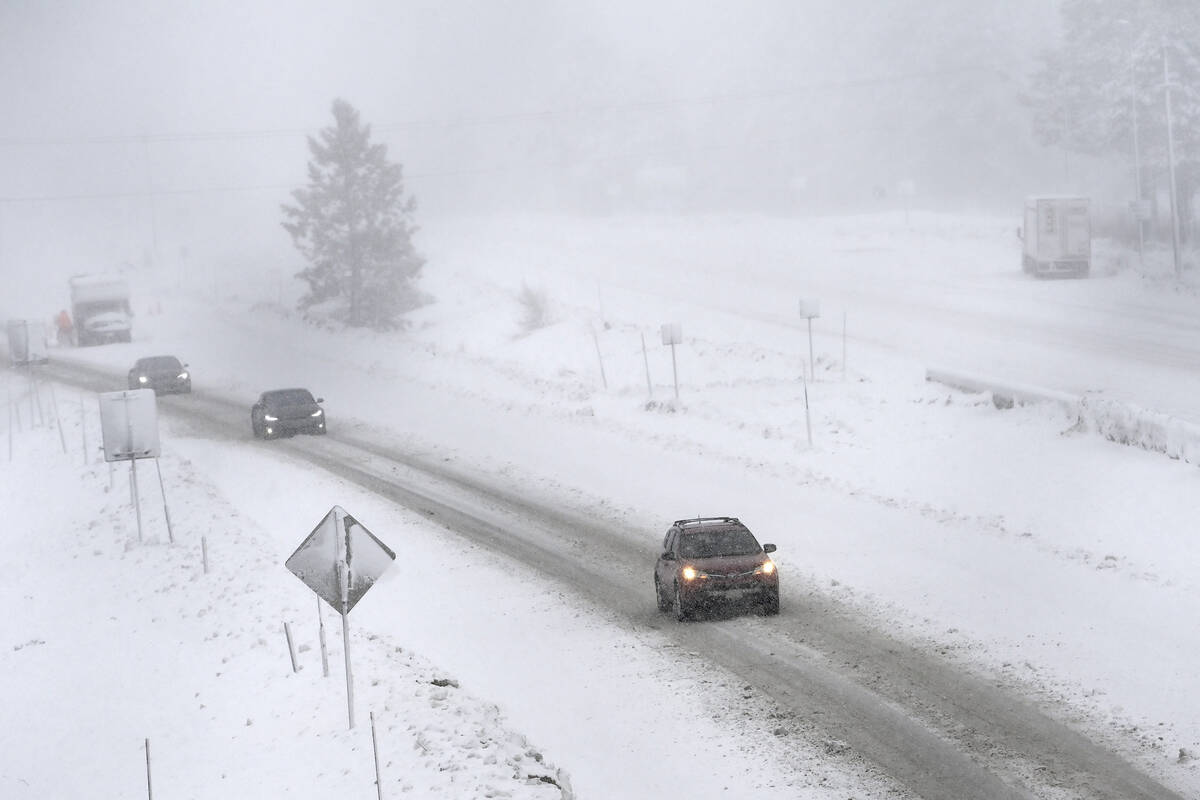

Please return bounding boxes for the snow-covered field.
[3,211,1199,797]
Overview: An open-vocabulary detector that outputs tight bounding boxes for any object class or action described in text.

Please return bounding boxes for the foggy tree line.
[1025,0,1200,237]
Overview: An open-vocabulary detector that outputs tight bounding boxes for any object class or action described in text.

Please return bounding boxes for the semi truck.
[69,274,132,345]
[1021,196,1091,278]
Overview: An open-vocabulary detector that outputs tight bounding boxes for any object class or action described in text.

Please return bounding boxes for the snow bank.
[1079,393,1200,466]
[927,366,1200,467]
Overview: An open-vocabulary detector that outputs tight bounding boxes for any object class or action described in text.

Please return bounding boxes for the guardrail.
[926,367,1200,467]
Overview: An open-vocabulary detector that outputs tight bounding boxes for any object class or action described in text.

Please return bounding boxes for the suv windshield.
[266,389,315,406]
[678,528,761,558]
[140,356,181,370]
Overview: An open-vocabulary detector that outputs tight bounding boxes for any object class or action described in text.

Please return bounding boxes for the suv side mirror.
[762,543,777,553]
[661,551,675,561]
[316,397,325,404]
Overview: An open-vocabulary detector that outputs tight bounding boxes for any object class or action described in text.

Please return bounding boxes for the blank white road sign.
[98,389,160,461]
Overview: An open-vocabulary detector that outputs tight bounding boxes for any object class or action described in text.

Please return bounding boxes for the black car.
[128,355,191,394]
[251,388,326,439]
[654,516,779,620]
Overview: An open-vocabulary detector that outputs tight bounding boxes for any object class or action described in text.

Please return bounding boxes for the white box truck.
[1021,196,1091,278]
[69,274,132,345]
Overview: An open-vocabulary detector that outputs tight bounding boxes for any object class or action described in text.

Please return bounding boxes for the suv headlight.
[138,375,148,383]
[263,413,278,422]
[755,560,776,575]
[681,566,699,581]
[177,372,188,380]
[311,409,323,417]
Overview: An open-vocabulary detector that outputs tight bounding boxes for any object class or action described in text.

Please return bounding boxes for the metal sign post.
[660,323,682,401]
[286,506,395,731]
[339,558,355,729]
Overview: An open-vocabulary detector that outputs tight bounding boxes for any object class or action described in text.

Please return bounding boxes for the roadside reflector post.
[371,711,384,800]
[798,298,821,382]
[641,332,653,398]
[590,325,608,390]
[49,382,66,454]
[144,738,153,800]
[201,536,209,574]
[318,599,330,678]
[842,311,847,382]
[660,322,682,401]
[284,621,299,673]
[154,458,174,544]
[803,374,813,448]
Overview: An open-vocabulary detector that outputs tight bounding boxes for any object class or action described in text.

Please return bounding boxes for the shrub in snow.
[516,283,551,334]
[1078,393,1200,466]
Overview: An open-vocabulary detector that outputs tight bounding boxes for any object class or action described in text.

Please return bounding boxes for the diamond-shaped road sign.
[285,505,395,614]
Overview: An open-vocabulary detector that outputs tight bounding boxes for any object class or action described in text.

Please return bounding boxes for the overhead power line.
[0,65,1008,148]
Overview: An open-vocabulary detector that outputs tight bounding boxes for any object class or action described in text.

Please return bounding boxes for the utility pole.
[1131,48,1145,265]
[141,134,161,268]
[1162,40,1183,278]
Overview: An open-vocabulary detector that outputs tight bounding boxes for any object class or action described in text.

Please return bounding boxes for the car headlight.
[138,375,148,383]
[681,566,699,581]
[755,560,776,575]
[311,409,323,417]
[177,372,188,380]
[263,414,278,421]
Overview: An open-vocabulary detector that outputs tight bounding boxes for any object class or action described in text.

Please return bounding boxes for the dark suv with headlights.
[128,355,191,394]
[654,517,779,620]
[251,388,326,439]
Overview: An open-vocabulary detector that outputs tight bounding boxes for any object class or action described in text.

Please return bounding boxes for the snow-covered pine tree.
[1025,0,1200,233]
[282,99,425,328]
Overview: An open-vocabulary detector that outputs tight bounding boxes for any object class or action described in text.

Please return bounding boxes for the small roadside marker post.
[590,325,608,390]
[80,392,88,465]
[371,711,384,800]
[284,621,299,673]
[154,458,174,544]
[641,332,653,398]
[49,382,66,454]
[144,738,153,800]
[661,322,682,401]
[317,599,330,678]
[803,375,813,448]
[842,311,847,381]
[798,298,821,382]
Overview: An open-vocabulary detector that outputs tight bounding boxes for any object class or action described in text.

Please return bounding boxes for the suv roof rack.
[674,516,741,528]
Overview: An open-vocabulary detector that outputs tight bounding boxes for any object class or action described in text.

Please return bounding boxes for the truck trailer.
[5,319,49,365]
[69,274,132,346]
[1021,196,1091,279]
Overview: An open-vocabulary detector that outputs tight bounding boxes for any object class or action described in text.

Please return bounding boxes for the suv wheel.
[674,582,690,622]
[762,588,780,616]
[654,576,671,613]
